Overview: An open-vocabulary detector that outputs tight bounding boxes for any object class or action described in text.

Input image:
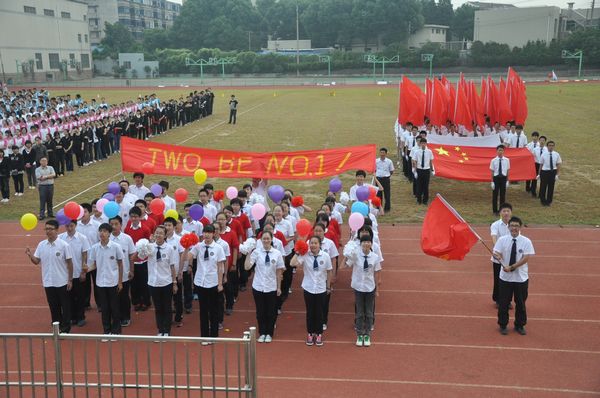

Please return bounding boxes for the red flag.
[453,77,473,128]
[468,81,485,127]
[508,70,528,125]
[445,80,456,125]
[429,78,448,127]
[428,143,536,182]
[425,78,433,117]
[398,76,425,125]
[484,76,497,125]
[496,78,513,124]
[421,194,480,261]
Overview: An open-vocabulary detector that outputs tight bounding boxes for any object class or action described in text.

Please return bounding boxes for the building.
[0,0,93,82]
[408,24,449,49]
[93,53,159,78]
[474,6,563,48]
[267,39,312,52]
[464,2,516,10]
[84,0,181,47]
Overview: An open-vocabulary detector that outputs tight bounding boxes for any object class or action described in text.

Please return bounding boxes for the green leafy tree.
[98,22,140,58]
[562,28,600,66]
[451,4,474,41]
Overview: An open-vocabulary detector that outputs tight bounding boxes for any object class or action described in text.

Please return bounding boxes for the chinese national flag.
[421,195,480,261]
[429,78,448,126]
[495,78,513,124]
[398,76,425,125]
[428,143,536,182]
[508,68,528,125]
[453,78,473,128]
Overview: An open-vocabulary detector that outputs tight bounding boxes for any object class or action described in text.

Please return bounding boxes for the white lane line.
[383,252,598,259]
[380,269,600,277]
[379,238,600,244]
[53,172,122,209]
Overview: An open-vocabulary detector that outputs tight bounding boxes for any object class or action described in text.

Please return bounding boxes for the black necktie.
[363,255,369,270]
[498,158,503,176]
[549,152,554,170]
[313,255,319,270]
[509,238,517,266]
[516,136,519,148]
[156,246,161,261]
[539,147,543,160]
[204,246,209,260]
[412,137,415,147]
[421,150,425,168]
[265,251,270,265]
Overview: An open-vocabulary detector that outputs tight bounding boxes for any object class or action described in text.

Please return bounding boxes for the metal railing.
[1,322,257,397]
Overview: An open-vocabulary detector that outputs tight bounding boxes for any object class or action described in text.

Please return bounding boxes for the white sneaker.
[163,333,169,337]
[14,192,19,196]
[257,335,266,343]
[322,324,327,331]
[265,335,272,343]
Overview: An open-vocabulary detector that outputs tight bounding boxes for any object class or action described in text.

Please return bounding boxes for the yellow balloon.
[164,209,179,219]
[20,213,38,231]
[194,168,208,185]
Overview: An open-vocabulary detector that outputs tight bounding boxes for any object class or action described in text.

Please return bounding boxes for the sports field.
[2,82,600,225]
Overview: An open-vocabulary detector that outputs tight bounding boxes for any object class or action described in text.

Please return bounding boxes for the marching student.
[244,230,285,343]
[187,225,226,338]
[215,212,239,316]
[529,135,547,198]
[108,216,136,327]
[311,223,339,331]
[526,132,543,196]
[493,217,535,335]
[147,225,179,337]
[125,206,152,311]
[198,188,218,222]
[231,198,252,290]
[402,125,419,181]
[411,138,435,205]
[490,145,510,215]
[164,217,186,327]
[489,203,513,308]
[129,172,151,199]
[273,205,295,314]
[538,141,562,206]
[375,147,394,212]
[88,223,124,336]
[291,236,333,347]
[211,221,230,329]
[183,202,204,235]
[159,180,176,211]
[77,203,100,309]
[59,220,91,327]
[508,125,527,148]
[349,170,381,202]
[26,219,74,333]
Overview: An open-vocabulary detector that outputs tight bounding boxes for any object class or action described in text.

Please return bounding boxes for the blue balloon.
[103,201,120,218]
[351,201,369,217]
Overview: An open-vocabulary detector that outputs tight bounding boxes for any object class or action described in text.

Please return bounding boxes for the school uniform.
[59,231,91,324]
[349,183,378,202]
[34,238,74,333]
[489,156,510,214]
[297,250,332,336]
[148,242,178,335]
[489,219,510,304]
[412,147,434,204]
[493,234,535,330]
[129,184,151,200]
[162,195,176,212]
[509,133,527,148]
[124,222,152,308]
[320,237,339,328]
[346,249,381,337]
[214,237,230,325]
[526,142,546,196]
[539,150,562,206]
[191,241,226,337]
[403,133,419,180]
[219,227,239,314]
[249,245,285,337]
[375,157,394,211]
[165,234,185,324]
[77,219,100,308]
[88,241,124,335]
[109,232,136,325]
[183,219,203,236]
[274,218,295,310]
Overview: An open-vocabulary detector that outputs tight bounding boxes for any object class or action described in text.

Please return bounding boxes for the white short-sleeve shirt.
[77,219,100,245]
[297,250,332,294]
[34,238,73,288]
[274,219,294,255]
[493,234,535,283]
[540,151,562,171]
[490,156,510,177]
[88,241,124,287]
[183,219,203,236]
[191,242,226,288]
[147,243,178,287]
[109,232,136,281]
[59,231,90,277]
[250,244,285,293]
[347,250,381,293]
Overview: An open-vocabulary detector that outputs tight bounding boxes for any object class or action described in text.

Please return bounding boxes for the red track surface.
[1,224,599,397]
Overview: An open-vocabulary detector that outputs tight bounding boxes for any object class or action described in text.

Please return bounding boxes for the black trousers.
[278,252,294,310]
[38,184,54,217]
[376,176,391,211]
[253,289,278,336]
[526,163,540,195]
[25,167,36,187]
[218,286,225,323]
[70,278,86,323]
[228,109,237,124]
[225,269,238,310]
[238,255,249,288]
[45,285,71,333]
[83,268,98,308]
[196,285,219,337]
[415,169,431,204]
[539,170,557,205]
[96,286,121,334]
[0,175,9,199]
[492,175,507,213]
[323,291,331,325]
[492,262,501,303]
[498,279,528,328]
[119,280,131,322]
[150,285,173,334]
[55,150,65,174]
[65,151,73,171]
[131,262,151,306]
[303,290,326,335]
[183,270,194,310]
[173,280,183,322]
[12,174,24,193]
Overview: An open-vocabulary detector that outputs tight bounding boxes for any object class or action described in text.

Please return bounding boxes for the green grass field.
[2,83,600,225]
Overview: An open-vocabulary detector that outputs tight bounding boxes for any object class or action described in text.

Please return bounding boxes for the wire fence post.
[248,327,257,398]
[52,322,63,398]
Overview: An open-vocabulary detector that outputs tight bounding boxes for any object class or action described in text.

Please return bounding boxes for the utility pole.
[591,0,595,22]
[248,31,252,51]
[296,2,300,77]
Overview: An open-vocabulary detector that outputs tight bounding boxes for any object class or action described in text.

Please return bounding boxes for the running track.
[1,224,599,397]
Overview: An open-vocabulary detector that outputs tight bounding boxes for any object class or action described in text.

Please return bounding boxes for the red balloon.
[64,201,80,220]
[142,162,155,175]
[368,186,378,200]
[296,219,312,238]
[174,188,189,203]
[149,198,165,215]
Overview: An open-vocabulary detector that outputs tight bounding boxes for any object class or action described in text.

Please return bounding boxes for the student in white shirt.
[508,125,527,148]
[159,180,176,211]
[108,216,136,327]
[312,223,338,331]
[375,147,395,211]
[91,199,109,224]
[349,170,380,202]
[402,125,419,180]
[525,132,542,196]
[489,203,512,307]
[492,217,535,335]
[411,138,435,205]
[245,231,285,343]
[291,236,333,347]
[273,204,295,314]
[489,145,510,215]
[88,223,124,336]
[344,235,382,347]
[129,172,151,199]
[147,225,179,337]
[115,187,133,226]
[59,219,91,327]
[211,221,231,329]
[26,219,74,333]
[187,225,226,338]
[529,134,547,198]
[183,203,203,235]
[77,203,100,309]
[538,140,562,207]
[198,188,217,222]
[119,180,139,207]
[164,217,186,327]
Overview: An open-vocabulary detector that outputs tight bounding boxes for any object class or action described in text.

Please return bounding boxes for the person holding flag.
[490,145,510,215]
[411,138,435,205]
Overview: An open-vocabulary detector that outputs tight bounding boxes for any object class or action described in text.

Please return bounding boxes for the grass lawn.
[2,83,600,225]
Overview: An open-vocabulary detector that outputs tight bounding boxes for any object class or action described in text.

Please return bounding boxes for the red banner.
[429,143,536,182]
[120,137,376,179]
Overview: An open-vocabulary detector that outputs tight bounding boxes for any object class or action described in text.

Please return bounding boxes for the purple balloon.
[56,209,70,226]
[329,178,342,193]
[150,183,163,197]
[356,186,369,202]
[267,185,285,203]
[102,192,115,201]
[107,181,120,195]
[189,204,204,221]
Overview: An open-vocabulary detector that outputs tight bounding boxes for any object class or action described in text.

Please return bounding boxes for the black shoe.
[38,215,45,220]
[514,326,526,335]
[239,286,247,292]
[48,214,54,218]
[499,327,508,335]
[508,303,513,309]
[185,308,192,314]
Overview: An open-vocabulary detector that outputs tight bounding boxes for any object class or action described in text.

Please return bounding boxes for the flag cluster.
[398,67,528,129]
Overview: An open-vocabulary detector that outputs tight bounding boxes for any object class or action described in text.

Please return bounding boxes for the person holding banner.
[490,145,510,215]
[526,132,544,196]
[375,148,394,212]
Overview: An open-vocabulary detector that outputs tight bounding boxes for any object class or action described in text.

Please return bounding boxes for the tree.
[562,28,600,66]
[421,0,453,26]
[143,29,172,52]
[98,22,140,59]
[451,4,475,41]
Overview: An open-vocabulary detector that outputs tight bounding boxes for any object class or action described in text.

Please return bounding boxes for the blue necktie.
[156,246,161,261]
[363,255,369,270]
[313,256,319,270]
[203,246,209,260]
[265,251,270,265]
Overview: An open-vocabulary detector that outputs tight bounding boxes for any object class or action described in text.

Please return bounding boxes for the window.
[84,34,88,43]
[436,29,440,34]
[431,29,435,33]
[118,6,129,14]
[44,9,55,17]
[77,34,82,43]
[81,54,90,69]
[83,14,86,21]
[61,11,71,19]
[24,6,36,14]
[69,53,75,61]
[123,61,132,69]
[35,53,43,70]
[48,53,60,69]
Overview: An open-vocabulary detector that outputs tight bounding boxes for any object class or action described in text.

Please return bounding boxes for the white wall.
[408,25,448,48]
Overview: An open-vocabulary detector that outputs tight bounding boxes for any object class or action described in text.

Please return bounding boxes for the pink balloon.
[226,186,238,200]
[250,203,266,220]
[348,212,365,232]
[96,198,109,212]
[77,205,84,220]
